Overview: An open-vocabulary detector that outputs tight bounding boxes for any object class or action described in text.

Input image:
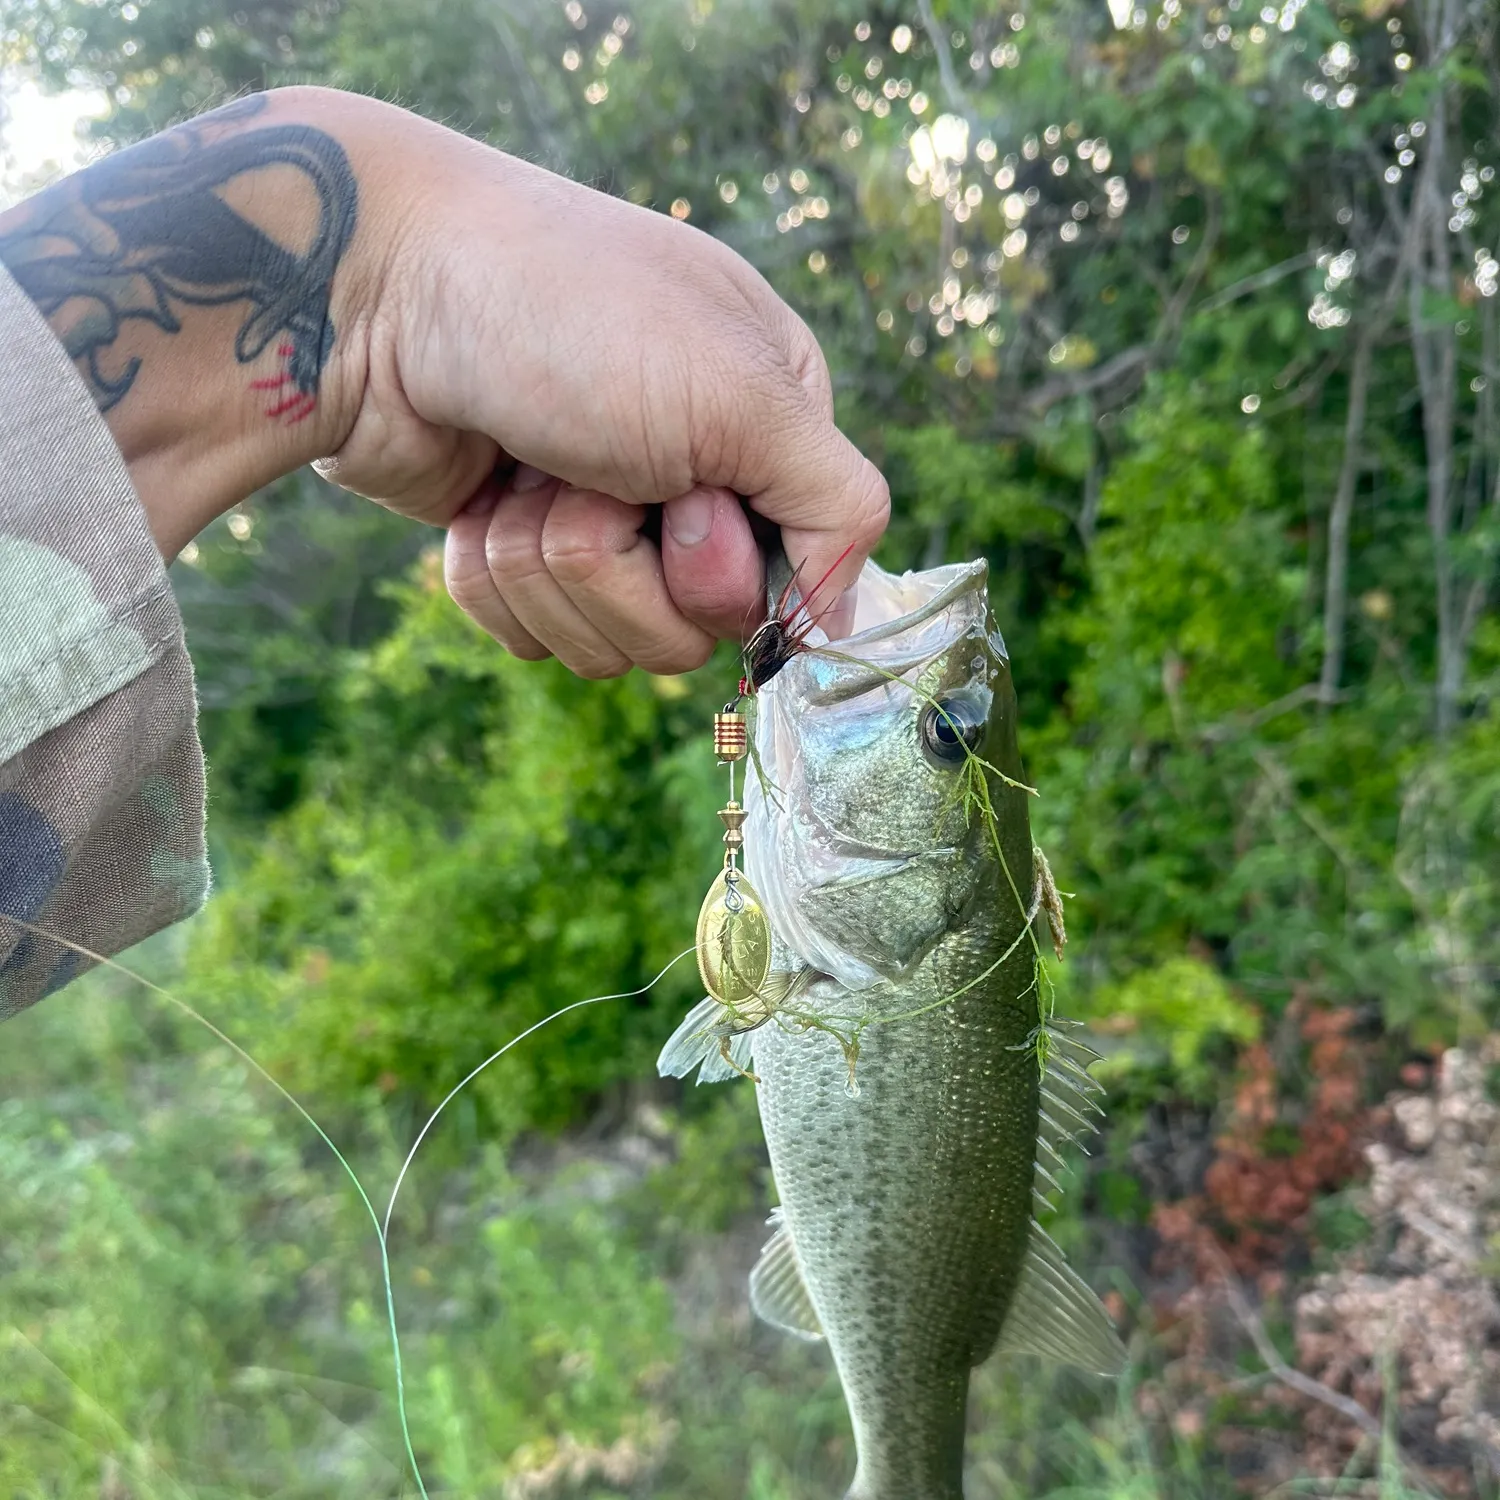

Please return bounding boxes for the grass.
[0,935,1439,1500]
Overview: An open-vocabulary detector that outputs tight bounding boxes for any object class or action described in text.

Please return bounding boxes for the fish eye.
[919,696,986,767]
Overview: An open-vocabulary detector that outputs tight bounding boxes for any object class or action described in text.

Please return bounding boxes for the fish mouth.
[804,840,959,891]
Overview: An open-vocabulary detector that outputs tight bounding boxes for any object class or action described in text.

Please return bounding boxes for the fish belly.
[754,982,1039,1500]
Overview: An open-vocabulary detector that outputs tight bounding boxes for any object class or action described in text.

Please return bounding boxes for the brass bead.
[713,711,748,762]
[717,801,747,832]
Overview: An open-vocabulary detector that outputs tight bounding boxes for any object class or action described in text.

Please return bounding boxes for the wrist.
[0,86,398,557]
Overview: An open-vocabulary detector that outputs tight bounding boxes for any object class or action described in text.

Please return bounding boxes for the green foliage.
[1310,1192,1373,1258]
[1087,956,1260,1098]
[12,0,1494,1056]
[637,1085,770,1239]
[184,559,729,1130]
[171,478,421,838]
[6,0,1500,1487]
[0,980,680,1497]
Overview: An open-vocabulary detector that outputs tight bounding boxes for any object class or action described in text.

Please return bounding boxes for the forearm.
[0,87,399,558]
[0,85,886,676]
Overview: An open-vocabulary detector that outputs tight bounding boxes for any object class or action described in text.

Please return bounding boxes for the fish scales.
[660,557,1123,1500]
[756,968,1039,1498]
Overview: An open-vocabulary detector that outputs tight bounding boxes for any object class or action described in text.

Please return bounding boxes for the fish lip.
[838,558,989,648]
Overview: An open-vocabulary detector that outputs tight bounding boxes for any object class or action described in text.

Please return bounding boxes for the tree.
[5,0,1498,1106]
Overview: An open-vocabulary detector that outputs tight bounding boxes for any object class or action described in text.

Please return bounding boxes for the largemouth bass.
[659,557,1124,1500]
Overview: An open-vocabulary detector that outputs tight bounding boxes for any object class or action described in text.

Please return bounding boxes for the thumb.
[750,419,888,642]
[696,356,888,640]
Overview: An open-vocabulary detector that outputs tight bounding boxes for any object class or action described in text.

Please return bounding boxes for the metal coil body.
[713,711,748,762]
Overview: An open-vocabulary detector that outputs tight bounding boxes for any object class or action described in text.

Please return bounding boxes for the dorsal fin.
[748,1208,824,1342]
[1032,1020,1106,1211]
[996,1222,1126,1376]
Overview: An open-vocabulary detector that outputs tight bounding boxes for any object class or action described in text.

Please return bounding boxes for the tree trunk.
[1409,0,1463,735]
[1319,328,1376,704]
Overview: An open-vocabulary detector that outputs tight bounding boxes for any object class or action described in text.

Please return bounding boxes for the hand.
[0,86,889,676]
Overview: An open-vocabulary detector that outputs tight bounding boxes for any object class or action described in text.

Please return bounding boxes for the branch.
[1263,348,1344,417]
[1006,201,1221,428]
[1249,744,1363,882]
[914,0,971,118]
[1161,197,1222,333]
[1193,250,1318,316]
[1212,1255,1439,1496]
[1017,342,1153,414]
[1199,682,1342,743]
[1454,273,1500,680]
[1079,398,1103,551]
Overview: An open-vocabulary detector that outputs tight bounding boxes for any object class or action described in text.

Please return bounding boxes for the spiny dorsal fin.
[996,1222,1126,1376]
[1032,1020,1106,1210]
[749,1208,824,1342]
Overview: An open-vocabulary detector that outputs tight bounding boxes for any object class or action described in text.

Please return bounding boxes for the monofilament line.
[381,947,698,1240]
[0,912,696,1500]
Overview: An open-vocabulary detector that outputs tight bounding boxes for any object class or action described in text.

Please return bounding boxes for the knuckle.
[499,636,553,663]
[572,651,632,680]
[540,529,613,590]
[850,465,892,547]
[485,523,547,587]
[446,567,493,615]
[642,634,714,677]
[445,535,497,613]
[679,635,718,673]
[787,311,830,386]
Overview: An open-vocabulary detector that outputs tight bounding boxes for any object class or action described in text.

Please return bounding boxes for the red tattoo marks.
[249,342,318,425]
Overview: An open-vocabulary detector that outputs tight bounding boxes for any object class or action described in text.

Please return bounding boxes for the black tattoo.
[0,94,357,420]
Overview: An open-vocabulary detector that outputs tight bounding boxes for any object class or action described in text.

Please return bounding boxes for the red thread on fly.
[733,541,856,704]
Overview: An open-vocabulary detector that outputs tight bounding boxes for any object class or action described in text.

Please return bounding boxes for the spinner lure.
[692,547,853,1042]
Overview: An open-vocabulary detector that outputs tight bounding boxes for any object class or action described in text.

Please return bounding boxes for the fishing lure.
[689,712,783,1081]
[689,547,853,1076]
[735,541,856,700]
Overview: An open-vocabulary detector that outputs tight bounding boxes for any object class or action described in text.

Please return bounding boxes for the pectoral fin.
[697,1029,756,1083]
[658,973,811,1086]
[749,1208,824,1342]
[657,997,744,1085]
[995,1222,1126,1377]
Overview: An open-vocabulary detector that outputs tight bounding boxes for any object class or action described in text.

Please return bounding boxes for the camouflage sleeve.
[0,262,209,1018]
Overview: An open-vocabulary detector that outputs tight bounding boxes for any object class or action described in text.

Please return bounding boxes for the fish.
[659,556,1124,1500]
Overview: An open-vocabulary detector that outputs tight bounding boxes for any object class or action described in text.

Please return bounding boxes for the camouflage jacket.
[0,263,208,1018]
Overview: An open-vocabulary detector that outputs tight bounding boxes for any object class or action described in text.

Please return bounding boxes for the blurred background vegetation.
[3,0,1500,1493]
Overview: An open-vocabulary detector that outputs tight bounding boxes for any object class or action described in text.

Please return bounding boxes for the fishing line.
[382,948,696,1240]
[0,911,695,1499]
